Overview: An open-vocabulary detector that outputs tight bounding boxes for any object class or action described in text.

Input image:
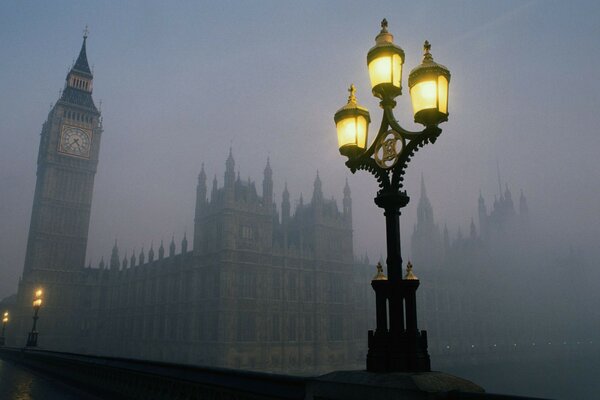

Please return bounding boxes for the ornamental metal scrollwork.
[374,130,404,169]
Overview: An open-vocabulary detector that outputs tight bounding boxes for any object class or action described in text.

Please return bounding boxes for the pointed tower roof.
[198,163,206,182]
[470,218,477,239]
[169,235,176,256]
[312,171,323,203]
[264,157,272,176]
[282,182,289,200]
[71,27,92,76]
[344,178,351,197]
[226,147,235,171]
[420,173,427,199]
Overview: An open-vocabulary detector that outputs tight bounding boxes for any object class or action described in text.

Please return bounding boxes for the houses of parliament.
[3,34,547,374]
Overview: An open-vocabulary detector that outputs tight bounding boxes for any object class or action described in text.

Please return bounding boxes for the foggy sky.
[1,0,599,299]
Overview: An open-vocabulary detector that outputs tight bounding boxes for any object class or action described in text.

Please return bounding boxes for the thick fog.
[1,0,599,347]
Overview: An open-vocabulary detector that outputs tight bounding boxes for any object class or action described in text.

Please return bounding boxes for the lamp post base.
[308,370,484,399]
[26,331,38,347]
[367,330,430,373]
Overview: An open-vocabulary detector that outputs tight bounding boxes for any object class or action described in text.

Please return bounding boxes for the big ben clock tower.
[23,31,101,276]
[15,32,102,350]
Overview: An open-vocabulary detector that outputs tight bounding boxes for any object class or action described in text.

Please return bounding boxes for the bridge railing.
[0,347,549,400]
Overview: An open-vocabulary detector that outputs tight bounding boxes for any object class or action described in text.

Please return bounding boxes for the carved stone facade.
[82,153,373,374]
[9,35,374,375]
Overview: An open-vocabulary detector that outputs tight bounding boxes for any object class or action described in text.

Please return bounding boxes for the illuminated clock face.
[59,125,91,158]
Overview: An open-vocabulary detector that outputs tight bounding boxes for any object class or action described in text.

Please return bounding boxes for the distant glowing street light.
[0,311,8,346]
[334,19,451,373]
[26,288,43,347]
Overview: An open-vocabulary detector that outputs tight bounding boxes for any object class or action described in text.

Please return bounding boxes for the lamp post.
[334,19,450,372]
[26,289,43,347]
[0,311,8,346]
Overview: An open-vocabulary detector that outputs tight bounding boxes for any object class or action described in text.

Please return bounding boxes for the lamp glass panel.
[356,115,368,149]
[438,75,448,114]
[392,54,402,87]
[410,80,438,115]
[336,117,359,149]
[368,56,392,88]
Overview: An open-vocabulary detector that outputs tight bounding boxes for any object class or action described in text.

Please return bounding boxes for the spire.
[130,250,136,268]
[496,161,503,200]
[519,189,529,217]
[470,218,477,239]
[282,182,289,200]
[263,157,273,207]
[199,163,206,182]
[312,171,323,203]
[110,239,120,270]
[72,28,92,75]
[196,164,208,215]
[169,236,176,257]
[158,240,165,260]
[122,251,129,269]
[225,147,235,188]
[264,157,272,178]
[504,183,512,201]
[99,256,105,270]
[139,248,145,265]
[181,232,188,254]
[343,178,352,224]
[211,174,218,202]
[417,174,433,227]
[148,243,155,263]
[63,28,96,107]
[281,182,290,224]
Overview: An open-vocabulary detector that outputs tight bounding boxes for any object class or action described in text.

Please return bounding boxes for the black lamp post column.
[26,305,40,347]
[369,189,430,372]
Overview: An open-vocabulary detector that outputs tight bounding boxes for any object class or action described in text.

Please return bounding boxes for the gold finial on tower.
[404,261,418,280]
[373,262,388,280]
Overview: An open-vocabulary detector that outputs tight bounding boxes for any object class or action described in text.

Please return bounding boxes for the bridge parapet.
[0,348,546,400]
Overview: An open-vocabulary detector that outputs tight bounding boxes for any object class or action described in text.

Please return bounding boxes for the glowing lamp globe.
[367,19,405,100]
[408,41,451,126]
[334,84,371,158]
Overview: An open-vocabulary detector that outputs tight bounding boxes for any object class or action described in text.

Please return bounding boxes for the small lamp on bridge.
[33,289,43,308]
[0,311,8,346]
[26,288,43,347]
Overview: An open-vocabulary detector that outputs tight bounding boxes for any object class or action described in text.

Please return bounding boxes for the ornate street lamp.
[26,289,43,347]
[0,311,8,346]
[334,19,450,372]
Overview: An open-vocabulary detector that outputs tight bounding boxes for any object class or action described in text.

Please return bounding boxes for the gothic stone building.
[8,35,374,375]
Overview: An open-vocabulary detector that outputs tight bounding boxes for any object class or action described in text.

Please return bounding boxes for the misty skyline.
[1,0,600,299]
